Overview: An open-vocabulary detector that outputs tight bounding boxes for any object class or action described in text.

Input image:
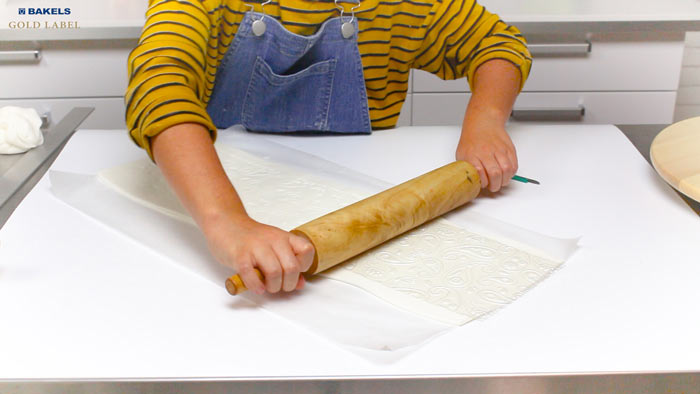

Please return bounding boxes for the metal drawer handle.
[511,106,585,121]
[0,50,42,64]
[528,42,591,57]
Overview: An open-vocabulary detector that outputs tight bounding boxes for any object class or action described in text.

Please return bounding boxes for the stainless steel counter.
[0,107,93,228]
[1,372,700,394]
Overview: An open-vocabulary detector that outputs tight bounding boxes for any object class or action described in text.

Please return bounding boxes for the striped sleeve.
[414,0,532,92]
[125,0,221,160]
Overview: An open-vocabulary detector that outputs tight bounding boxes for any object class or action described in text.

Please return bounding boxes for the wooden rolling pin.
[225,160,481,295]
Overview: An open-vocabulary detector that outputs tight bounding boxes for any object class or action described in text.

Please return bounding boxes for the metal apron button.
[252,19,266,36]
[341,22,354,39]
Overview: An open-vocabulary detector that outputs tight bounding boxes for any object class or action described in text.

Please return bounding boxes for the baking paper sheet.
[50,129,578,362]
[50,171,451,363]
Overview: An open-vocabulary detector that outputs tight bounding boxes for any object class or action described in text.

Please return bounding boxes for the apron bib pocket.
[242,56,337,132]
[207,12,369,134]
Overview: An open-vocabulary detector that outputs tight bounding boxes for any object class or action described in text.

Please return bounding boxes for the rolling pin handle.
[225,269,265,296]
[225,241,317,295]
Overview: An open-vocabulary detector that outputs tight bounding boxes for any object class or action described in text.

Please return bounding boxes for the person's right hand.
[202,213,315,295]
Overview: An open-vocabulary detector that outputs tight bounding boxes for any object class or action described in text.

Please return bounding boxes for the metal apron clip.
[335,0,360,39]
[245,0,271,36]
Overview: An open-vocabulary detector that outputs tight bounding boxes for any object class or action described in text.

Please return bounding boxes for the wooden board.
[650,116,700,202]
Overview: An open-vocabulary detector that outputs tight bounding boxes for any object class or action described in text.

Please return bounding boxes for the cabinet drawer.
[0,40,136,99]
[412,91,676,125]
[396,94,412,127]
[0,97,126,129]
[413,37,684,93]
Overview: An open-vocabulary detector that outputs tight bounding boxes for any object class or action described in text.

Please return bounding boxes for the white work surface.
[1,124,699,380]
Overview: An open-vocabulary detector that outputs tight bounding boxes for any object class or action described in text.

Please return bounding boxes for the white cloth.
[0,106,44,154]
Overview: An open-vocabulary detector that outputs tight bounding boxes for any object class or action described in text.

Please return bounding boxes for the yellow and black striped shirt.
[126,0,532,158]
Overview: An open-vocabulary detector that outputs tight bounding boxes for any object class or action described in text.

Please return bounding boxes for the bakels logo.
[10,7,78,29]
[19,8,72,15]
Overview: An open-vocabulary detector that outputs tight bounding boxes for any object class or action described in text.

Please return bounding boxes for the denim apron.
[207,11,371,134]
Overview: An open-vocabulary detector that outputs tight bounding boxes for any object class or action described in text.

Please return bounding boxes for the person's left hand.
[456,117,518,193]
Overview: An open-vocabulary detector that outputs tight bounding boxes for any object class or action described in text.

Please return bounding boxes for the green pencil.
[512,175,540,185]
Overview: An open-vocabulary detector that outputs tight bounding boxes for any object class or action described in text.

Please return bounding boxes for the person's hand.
[202,213,315,295]
[456,117,518,193]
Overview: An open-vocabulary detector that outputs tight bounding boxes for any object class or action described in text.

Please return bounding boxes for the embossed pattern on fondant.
[98,143,562,326]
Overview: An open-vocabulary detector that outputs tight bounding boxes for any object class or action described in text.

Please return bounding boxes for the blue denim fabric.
[207,12,371,134]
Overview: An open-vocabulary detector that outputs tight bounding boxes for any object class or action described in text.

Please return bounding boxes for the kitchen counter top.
[2,122,700,392]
